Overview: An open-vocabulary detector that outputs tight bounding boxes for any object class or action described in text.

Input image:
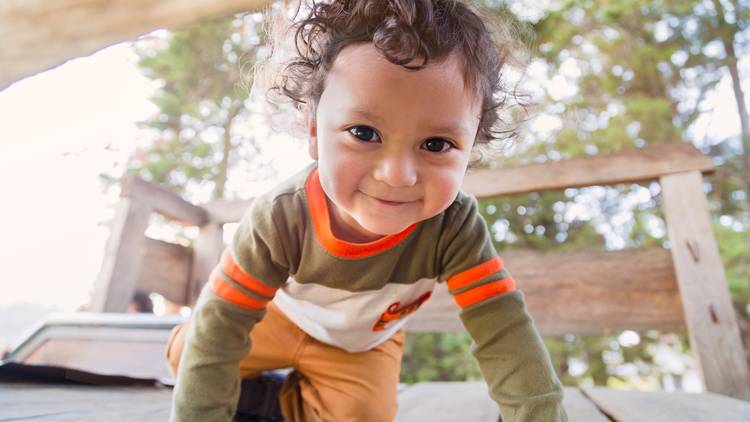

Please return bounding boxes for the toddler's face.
[307,43,481,242]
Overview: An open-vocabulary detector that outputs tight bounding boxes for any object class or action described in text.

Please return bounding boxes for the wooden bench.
[84,143,750,420]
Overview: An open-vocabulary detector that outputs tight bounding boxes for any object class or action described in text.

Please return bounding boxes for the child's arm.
[440,195,567,422]
[170,196,293,421]
[460,290,567,421]
[170,288,266,421]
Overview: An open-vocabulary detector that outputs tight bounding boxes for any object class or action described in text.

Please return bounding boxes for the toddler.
[168,1,567,421]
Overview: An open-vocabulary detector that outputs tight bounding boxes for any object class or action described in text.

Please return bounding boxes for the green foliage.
[539,0,747,389]
[125,14,268,201]
[715,221,750,303]
[404,0,750,391]
[401,332,482,383]
[477,192,607,253]
[547,330,694,390]
[706,141,749,215]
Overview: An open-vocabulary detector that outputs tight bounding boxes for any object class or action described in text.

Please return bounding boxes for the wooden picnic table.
[2,381,749,421]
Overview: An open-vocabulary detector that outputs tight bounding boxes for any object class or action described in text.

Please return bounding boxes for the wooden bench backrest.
[89,144,750,400]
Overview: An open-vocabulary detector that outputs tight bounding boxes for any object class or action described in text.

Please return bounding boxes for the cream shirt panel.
[273,276,438,352]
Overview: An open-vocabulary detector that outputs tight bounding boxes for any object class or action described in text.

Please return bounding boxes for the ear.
[305,105,319,160]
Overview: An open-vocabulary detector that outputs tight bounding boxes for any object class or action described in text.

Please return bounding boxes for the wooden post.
[89,198,152,313]
[660,170,750,400]
[188,223,224,305]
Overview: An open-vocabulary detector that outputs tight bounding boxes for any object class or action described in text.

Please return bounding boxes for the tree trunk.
[213,101,242,200]
[713,0,750,211]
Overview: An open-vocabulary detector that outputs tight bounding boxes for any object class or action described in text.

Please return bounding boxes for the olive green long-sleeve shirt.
[170,164,567,421]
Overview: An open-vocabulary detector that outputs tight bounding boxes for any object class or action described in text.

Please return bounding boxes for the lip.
[362,191,416,206]
[375,198,408,206]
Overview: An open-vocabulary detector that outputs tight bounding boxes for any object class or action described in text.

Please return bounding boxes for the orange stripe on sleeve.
[447,256,504,291]
[453,277,516,309]
[210,269,268,311]
[221,250,277,298]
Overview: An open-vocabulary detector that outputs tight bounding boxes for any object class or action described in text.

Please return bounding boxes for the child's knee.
[165,323,188,376]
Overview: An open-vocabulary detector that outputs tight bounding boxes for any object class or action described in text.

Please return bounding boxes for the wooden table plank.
[562,388,611,422]
[0,383,172,421]
[395,382,500,421]
[395,383,609,422]
[583,386,750,421]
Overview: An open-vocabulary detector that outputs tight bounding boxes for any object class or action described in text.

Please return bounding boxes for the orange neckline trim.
[305,168,416,259]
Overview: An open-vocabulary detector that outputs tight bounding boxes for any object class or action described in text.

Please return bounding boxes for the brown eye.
[422,138,453,153]
[348,125,380,142]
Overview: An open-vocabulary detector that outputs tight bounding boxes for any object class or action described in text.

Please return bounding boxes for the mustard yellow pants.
[166,302,404,422]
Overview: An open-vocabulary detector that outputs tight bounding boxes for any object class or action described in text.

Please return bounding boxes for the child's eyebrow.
[347,108,470,138]
[348,108,386,125]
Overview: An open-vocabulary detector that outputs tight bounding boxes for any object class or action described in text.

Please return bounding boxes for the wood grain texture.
[660,171,750,400]
[203,199,252,224]
[394,384,618,422]
[188,223,225,305]
[122,175,208,226]
[561,388,611,422]
[582,386,750,422]
[89,198,152,313]
[0,383,173,421]
[137,237,193,305]
[395,382,500,422]
[4,382,749,422]
[405,248,685,337]
[0,0,273,89]
[463,144,714,197]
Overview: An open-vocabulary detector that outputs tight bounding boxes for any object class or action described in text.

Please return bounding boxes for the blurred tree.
[708,0,750,210]
[532,0,749,209]
[404,0,749,390]
[120,13,269,203]
[401,332,483,383]
[507,0,748,389]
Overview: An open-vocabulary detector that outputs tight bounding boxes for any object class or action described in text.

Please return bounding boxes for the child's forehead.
[319,43,482,137]
[333,43,464,79]
[326,43,479,104]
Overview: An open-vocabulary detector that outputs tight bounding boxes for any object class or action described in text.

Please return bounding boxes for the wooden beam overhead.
[203,199,253,224]
[462,143,715,198]
[121,175,208,226]
[0,0,273,90]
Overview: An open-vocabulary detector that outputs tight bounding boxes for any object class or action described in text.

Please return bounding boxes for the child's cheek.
[329,156,365,199]
[427,169,465,211]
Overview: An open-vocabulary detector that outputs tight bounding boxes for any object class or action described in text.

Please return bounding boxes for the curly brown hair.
[268,0,528,144]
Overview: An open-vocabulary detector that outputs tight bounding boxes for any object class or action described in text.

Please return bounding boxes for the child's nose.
[372,153,418,188]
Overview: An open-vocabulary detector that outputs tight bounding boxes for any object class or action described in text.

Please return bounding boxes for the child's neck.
[326,197,385,244]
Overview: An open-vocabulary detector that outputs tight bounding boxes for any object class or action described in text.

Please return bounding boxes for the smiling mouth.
[362,192,415,206]
[375,198,407,206]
